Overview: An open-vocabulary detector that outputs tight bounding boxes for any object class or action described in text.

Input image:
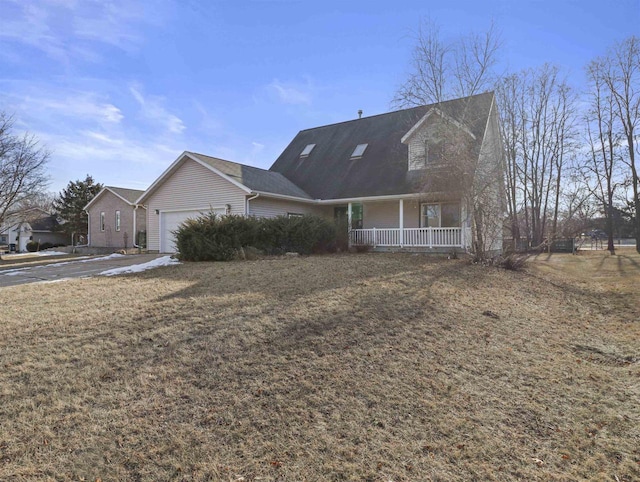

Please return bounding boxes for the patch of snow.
[1,268,28,276]
[1,251,68,258]
[100,256,180,276]
[0,253,126,276]
[45,253,124,268]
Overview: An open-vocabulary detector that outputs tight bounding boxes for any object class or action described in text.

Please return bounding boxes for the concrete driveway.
[0,254,170,288]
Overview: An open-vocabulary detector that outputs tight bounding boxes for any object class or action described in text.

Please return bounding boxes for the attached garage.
[159,208,225,253]
[137,151,314,253]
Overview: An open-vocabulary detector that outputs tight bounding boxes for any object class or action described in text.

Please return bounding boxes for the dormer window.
[351,143,368,159]
[300,144,315,157]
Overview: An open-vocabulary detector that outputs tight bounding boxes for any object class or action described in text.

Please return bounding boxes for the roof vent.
[358,109,363,119]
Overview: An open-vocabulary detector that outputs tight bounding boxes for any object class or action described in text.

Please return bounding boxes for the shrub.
[175,213,337,261]
[136,230,147,249]
[26,241,39,252]
[497,253,529,271]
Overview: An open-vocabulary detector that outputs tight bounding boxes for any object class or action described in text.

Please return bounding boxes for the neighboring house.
[85,186,146,249]
[0,209,67,252]
[138,92,504,254]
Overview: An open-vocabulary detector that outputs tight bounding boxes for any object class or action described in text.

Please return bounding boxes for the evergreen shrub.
[175,213,337,261]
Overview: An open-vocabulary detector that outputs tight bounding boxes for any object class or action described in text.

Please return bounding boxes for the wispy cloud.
[0,79,187,190]
[268,78,314,105]
[6,90,124,128]
[130,84,185,135]
[0,0,170,63]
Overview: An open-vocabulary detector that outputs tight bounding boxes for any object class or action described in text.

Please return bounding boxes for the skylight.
[351,143,368,159]
[300,144,315,157]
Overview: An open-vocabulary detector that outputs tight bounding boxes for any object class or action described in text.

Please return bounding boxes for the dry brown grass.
[0,251,638,481]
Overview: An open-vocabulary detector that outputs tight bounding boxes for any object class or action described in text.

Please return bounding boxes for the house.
[85,186,146,249]
[137,92,504,254]
[0,208,67,252]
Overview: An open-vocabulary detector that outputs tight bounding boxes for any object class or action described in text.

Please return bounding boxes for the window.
[351,143,368,159]
[421,204,440,228]
[421,203,460,228]
[115,210,121,231]
[350,203,363,229]
[287,212,304,218]
[423,138,444,165]
[0,235,6,243]
[441,203,460,227]
[100,212,105,231]
[300,144,315,157]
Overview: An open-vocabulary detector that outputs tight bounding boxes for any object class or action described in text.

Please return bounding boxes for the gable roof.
[137,151,312,204]
[269,92,495,199]
[188,152,312,199]
[29,214,60,232]
[0,209,59,233]
[85,186,146,211]
[107,186,145,204]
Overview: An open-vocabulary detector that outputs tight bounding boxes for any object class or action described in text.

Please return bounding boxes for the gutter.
[249,190,452,205]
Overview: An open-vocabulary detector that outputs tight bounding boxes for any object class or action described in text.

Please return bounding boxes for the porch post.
[399,199,404,247]
[347,202,352,248]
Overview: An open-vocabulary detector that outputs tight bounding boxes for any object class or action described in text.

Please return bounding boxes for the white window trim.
[420,202,461,228]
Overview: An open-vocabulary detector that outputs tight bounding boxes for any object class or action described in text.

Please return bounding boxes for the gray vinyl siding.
[474,97,504,254]
[407,113,442,171]
[248,197,324,218]
[145,158,247,251]
[363,200,420,229]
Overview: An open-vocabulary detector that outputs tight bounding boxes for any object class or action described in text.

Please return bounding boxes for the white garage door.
[160,209,225,253]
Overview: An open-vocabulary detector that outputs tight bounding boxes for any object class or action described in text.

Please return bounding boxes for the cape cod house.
[138,92,504,254]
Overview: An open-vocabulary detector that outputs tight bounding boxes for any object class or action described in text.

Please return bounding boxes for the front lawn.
[1,252,638,480]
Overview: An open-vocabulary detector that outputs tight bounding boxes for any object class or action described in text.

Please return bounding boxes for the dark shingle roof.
[107,186,145,204]
[30,214,59,232]
[188,152,313,199]
[269,92,494,199]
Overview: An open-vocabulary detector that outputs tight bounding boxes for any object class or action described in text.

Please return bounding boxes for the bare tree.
[496,73,525,248]
[557,175,599,238]
[496,65,578,249]
[582,58,626,253]
[0,112,50,227]
[600,36,640,253]
[393,19,501,108]
[393,19,504,260]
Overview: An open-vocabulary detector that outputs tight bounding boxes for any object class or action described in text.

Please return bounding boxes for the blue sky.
[0,0,638,193]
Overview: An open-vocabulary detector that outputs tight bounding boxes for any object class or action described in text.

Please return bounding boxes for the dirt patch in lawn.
[0,252,638,481]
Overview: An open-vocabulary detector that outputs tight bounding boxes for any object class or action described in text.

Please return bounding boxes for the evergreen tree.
[53,175,103,237]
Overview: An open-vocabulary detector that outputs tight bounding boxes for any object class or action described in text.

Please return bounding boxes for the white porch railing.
[350,227,465,248]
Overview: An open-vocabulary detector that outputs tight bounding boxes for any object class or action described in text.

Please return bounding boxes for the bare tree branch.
[0,112,50,227]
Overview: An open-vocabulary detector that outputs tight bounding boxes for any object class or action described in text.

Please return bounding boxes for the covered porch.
[338,197,471,250]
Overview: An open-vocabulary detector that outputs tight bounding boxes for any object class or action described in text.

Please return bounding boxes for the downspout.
[85,210,91,246]
[133,205,139,248]
[246,193,260,216]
